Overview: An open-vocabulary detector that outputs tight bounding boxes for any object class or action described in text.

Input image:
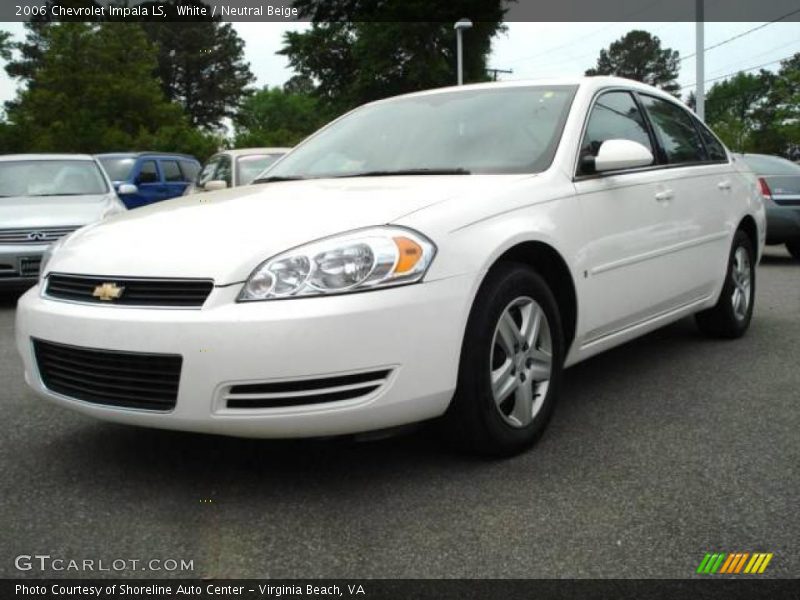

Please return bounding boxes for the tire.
[442,262,564,457]
[695,230,755,339]
[786,240,800,260]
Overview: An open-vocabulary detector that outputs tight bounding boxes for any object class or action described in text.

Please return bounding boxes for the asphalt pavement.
[1,247,798,579]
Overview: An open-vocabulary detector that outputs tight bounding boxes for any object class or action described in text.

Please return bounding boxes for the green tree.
[5,1,254,131]
[280,1,507,116]
[233,86,325,147]
[4,22,217,158]
[586,30,680,95]
[140,13,255,130]
[703,71,776,153]
[0,30,11,62]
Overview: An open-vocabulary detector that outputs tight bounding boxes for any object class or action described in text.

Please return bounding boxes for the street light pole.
[454,18,473,85]
[696,0,705,120]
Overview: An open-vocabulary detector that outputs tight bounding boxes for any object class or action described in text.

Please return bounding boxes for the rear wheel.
[695,230,755,338]
[443,263,564,456]
[786,240,800,260]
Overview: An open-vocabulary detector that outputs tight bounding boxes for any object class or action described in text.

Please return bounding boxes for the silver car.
[184,147,291,194]
[0,154,126,289]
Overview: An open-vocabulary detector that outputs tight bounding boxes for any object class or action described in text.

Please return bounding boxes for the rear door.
[159,159,189,199]
[637,94,732,297]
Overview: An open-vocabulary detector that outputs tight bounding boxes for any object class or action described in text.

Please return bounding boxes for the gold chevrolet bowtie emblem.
[92,282,124,301]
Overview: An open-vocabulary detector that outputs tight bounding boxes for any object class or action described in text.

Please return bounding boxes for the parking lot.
[0,246,797,579]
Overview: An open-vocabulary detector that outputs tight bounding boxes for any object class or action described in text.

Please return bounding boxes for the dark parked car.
[739,153,800,260]
[95,152,201,209]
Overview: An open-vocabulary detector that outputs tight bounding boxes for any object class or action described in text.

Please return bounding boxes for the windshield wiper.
[251,175,306,184]
[333,168,471,178]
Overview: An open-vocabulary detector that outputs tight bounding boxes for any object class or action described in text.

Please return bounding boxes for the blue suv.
[95,152,202,209]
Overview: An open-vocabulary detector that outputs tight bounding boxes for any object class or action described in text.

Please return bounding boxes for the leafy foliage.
[140,16,255,130]
[233,86,325,148]
[586,30,680,95]
[2,22,218,159]
[700,55,800,156]
[280,0,507,116]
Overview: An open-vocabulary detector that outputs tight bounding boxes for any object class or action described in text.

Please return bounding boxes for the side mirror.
[204,180,228,192]
[117,183,138,195]
[593,139,654,173]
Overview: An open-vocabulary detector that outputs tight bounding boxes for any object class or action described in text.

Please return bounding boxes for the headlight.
[238,226,436,301]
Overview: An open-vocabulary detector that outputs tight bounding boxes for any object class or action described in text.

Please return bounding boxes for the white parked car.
[184,147,291,194]
[0,154,125,289]
[15,78,764,455]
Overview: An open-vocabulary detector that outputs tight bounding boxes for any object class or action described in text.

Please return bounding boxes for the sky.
[1,20,799,106]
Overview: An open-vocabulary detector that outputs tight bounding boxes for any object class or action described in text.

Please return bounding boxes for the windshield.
[0,160,109,197]
[98,157,136,181]
[742,154,800,176]
[265,86,577,179]
[237,154,283,185]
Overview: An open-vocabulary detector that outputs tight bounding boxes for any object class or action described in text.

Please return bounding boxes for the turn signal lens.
[239,227,436,301]
[393,236,423,274]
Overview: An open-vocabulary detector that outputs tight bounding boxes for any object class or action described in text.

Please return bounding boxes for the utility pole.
[486,67,513,81]
[696,0,705,120]
[454,18,473,85]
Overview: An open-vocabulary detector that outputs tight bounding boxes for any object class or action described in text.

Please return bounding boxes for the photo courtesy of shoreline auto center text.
[1,1,798,599]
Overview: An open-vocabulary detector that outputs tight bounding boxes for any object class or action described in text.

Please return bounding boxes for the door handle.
[655,189,674,202]
[717,180,732,191]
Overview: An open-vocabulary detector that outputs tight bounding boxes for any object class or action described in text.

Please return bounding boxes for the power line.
[680,7,800,62]
[679,53,796,90]
[504,0,662,66]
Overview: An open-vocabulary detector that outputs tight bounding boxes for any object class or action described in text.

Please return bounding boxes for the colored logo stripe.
[697,552,773,574]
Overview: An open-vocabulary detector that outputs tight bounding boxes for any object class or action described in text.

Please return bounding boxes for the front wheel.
[442,263,564,456]
[695,230,755,338]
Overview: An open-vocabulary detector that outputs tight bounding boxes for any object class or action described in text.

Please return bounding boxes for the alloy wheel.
[489,296,552,428]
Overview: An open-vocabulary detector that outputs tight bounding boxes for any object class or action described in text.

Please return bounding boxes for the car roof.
[0,153,97,162]
[94,152,199,160]
[367,76,682,106]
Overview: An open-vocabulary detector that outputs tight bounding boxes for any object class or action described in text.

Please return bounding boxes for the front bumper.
[0,244,46,288]
[15,275,474,438]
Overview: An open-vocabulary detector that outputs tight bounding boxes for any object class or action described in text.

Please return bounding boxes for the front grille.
[225,369,392,409]
[46,274,214,307]
[33,339,182,411]
[0,226,79,245]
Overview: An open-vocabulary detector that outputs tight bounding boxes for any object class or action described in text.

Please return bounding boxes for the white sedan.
[15,77,764,455]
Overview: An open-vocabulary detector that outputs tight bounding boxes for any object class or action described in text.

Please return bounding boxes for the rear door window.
[160,160,184,182]
[640,95,706,164]
[694,120,727,162]
[180,160,200,181]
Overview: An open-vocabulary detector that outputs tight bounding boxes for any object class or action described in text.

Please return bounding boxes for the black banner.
[3,0,800,22]
[3,579,800,600]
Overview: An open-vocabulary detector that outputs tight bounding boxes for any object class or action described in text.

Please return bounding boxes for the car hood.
[47,176,522,284]
[0,194,113,228]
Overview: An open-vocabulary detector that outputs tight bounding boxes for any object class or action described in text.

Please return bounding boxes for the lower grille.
[225,369,392,409]
[33,339,182,411]
[19,256,42,277]
[46,274,214,307]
